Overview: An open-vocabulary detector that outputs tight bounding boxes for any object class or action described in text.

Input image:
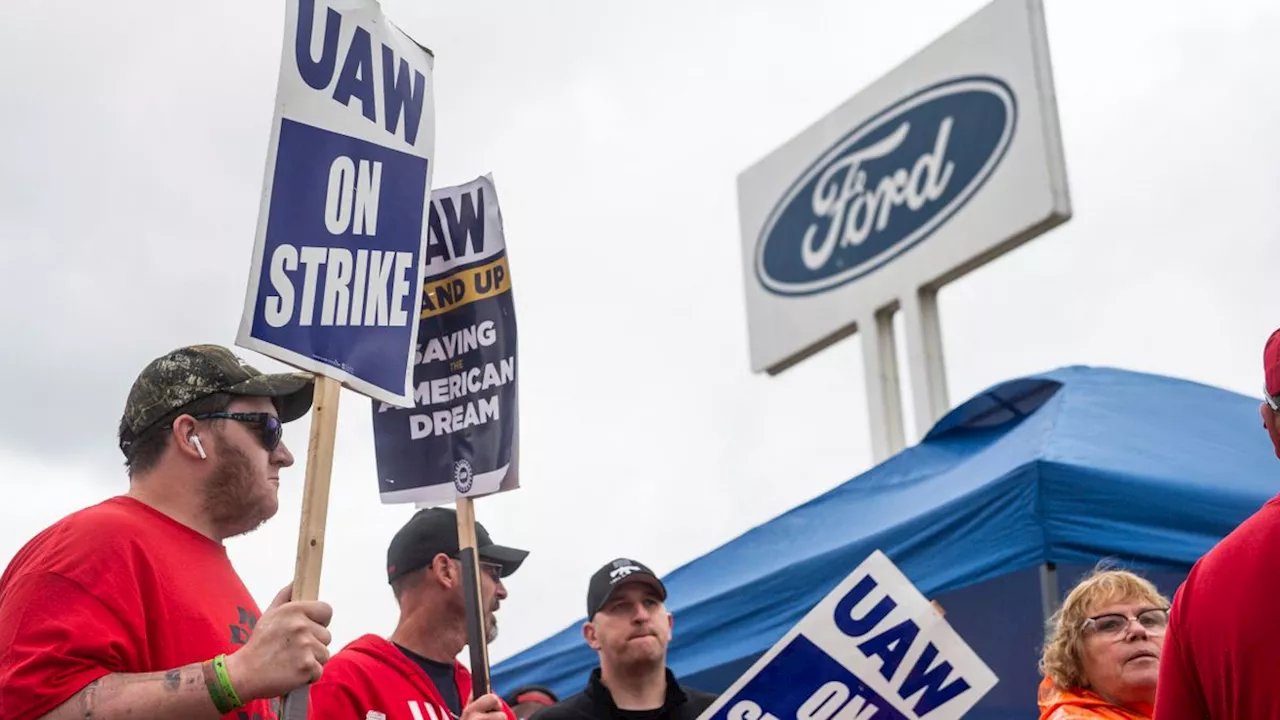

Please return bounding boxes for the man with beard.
[309,507,528,720]
[535,559,716,720]
[0,344,334,720]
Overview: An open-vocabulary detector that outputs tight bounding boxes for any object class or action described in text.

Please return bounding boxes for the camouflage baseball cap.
[118,344,314,455]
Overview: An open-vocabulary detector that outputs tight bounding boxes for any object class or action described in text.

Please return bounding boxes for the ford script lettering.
[756,76,1017,296]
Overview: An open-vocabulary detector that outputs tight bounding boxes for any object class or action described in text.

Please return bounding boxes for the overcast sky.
[2,0,1278,685]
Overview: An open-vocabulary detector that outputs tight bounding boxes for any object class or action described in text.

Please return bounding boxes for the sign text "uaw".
[295,0,429,147]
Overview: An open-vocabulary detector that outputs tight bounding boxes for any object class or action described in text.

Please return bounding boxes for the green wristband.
[203,658,236,714]
[212,654,245,710]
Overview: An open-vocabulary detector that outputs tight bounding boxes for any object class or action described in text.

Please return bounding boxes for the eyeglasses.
[1081,607,1169,638]
[478,561,503,582]
[445,556,504,582]
[1265,384,1280,412]
[192,412,283,451]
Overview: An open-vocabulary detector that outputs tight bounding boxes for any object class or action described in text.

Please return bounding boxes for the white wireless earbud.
[190,435,207,460]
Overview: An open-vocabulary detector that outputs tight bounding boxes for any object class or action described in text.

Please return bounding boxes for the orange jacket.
[1038,677,1153,719]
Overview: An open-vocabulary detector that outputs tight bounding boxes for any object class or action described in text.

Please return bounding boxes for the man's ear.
[428,553,457,588]
[1262,403,1280,459]
[582,621,600,650]
[171,415,204,461]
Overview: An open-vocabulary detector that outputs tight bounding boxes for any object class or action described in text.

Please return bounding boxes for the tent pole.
[1039,562,1060,622]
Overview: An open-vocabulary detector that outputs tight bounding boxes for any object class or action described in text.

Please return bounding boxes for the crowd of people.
[0,344,716,720]
[2,331,1279,719]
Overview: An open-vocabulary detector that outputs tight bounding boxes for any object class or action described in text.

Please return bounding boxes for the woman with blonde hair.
[1037,566,1170,719]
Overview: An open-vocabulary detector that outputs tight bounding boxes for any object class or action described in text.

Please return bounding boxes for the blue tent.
[491,366,1278,718]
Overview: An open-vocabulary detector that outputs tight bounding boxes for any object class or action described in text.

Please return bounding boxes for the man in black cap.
[534,558,716,720]
[309,507,529,720]
[0,344,332,719]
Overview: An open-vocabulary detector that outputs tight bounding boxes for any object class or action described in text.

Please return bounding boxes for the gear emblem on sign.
[453,459,474,493]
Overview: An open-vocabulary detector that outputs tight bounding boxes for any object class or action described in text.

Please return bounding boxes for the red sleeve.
[309,653,386,718]
[307,676,369,718]
[1153,590,1210,719]
[0,571,137,719]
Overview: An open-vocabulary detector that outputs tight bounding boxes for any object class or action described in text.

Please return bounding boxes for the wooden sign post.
[293,376,342,600]
[280,375,342,720]
[456,497,492,698]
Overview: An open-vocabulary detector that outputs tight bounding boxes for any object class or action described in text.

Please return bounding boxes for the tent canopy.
[491,366,1277,716]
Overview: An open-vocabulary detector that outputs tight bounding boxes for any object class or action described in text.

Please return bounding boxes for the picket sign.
[696,551,997,720]
[371,175,520,508]
[367,174,520,696]
[232,0,437,716]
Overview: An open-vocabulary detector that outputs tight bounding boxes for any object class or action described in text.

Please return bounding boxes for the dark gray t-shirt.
[396,643,462,717]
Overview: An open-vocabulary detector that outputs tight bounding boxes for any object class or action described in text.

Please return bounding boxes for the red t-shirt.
[310,633,518,720]
[1155,494,1280,718]
[0,495,277,720]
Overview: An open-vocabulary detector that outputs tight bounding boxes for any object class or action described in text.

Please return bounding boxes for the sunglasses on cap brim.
[192,412,283,451]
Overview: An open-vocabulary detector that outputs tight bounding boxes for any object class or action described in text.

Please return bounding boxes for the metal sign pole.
[861,286,949,463]
[902,287,950,440]
[860,308,906,462]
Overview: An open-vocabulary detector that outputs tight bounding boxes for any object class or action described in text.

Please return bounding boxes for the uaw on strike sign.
[699,551,996,720]
[371,175,520,506]
[237,0,435,407]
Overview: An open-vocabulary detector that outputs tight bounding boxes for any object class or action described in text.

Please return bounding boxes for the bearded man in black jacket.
[533,559,717,720]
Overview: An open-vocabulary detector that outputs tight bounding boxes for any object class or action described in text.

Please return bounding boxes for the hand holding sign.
[225,584,334,701]
[463,693,510,720]
[698,551,996,720]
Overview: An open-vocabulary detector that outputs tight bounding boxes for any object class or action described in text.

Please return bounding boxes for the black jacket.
[531,668,718,720]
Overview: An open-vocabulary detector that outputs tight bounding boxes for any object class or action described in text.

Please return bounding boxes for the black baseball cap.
[586,558,667,617]
[387,507,529,583]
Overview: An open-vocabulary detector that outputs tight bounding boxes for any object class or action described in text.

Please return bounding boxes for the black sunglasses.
[192,412,283,451]
[446,555,504,582]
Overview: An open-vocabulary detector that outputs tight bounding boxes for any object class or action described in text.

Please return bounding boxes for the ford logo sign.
[755,75,1017,296]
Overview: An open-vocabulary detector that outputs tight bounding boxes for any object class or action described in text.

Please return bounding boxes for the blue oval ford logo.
[756,75,1018,297]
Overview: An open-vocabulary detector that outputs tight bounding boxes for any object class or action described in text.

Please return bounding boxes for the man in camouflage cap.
[117,344,314,457]
[0,344,337,719]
